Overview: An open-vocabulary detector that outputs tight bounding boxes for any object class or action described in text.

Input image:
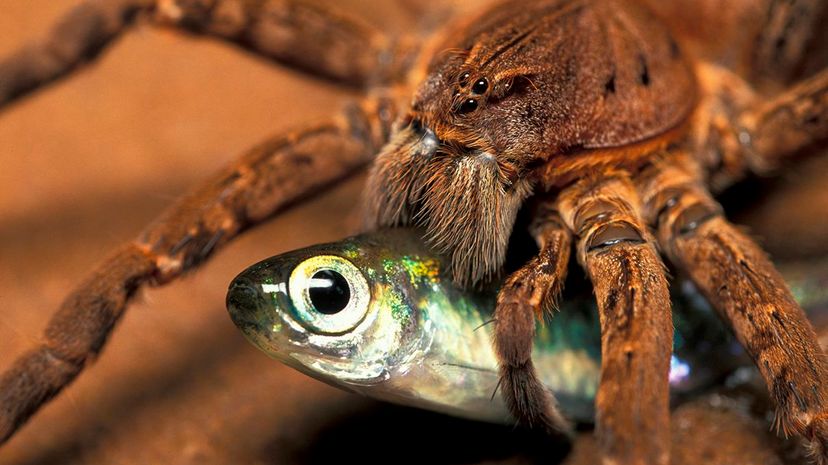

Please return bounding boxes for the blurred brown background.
[1,1,827,464]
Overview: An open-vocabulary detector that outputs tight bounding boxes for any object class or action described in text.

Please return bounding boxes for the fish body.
[225,229,761,424]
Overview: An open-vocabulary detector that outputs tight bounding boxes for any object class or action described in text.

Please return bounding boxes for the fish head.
[226,230,439,388]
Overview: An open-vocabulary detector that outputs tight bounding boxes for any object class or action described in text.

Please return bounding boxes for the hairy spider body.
[365,0,696,284]
[367,0,828,463]
[1,1,827,464]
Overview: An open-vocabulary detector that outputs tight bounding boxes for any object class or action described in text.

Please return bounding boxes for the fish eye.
[288,255,370,334]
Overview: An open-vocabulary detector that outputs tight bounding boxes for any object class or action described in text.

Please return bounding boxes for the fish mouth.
[226,275,284,353]
[226,258,309,359]
[226,277,264,332]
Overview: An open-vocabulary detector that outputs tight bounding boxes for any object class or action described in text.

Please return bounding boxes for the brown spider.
[1,0,827,464]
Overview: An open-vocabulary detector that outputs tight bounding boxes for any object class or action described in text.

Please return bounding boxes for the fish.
[225,228,828,425]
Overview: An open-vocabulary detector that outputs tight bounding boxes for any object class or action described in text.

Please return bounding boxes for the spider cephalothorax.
[365,0,695,285]
[1,0,827,464]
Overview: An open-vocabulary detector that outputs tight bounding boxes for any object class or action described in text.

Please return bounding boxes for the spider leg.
[557,174,672,465]
[0,94,396,445]
[643,0,827,85]
[739,67,828,171]
[155,0,417,87]
[749,0,828,85]
[0,0,151,109]
[638,154,828,462]
[494,200,572,435]
[0,0,417,110]
[694,65,828,191]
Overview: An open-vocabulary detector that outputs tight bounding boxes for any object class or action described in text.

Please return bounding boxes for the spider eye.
[458,98,478,114]
[471,78,488,94]
[288,255,370,334]
[492,75,533,101]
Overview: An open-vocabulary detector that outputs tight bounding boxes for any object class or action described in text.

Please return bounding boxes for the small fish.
[226,229,827,424]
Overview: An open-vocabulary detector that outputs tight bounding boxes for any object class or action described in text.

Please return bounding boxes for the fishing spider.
[1,0,828,464]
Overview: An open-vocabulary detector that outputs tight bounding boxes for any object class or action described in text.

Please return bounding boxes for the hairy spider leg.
[494,199,572,436]
[0,0,429,444]
[0,0,151,108]
[0,94,398,444]
[740,68,828,172]
[0,0,417,110]
[557,174,673,465]
[638,153,828,463]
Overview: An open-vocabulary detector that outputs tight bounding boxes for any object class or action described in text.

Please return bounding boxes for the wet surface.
[1,1,827,464]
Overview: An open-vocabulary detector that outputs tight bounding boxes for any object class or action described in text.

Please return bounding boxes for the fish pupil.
[309,269,351,315]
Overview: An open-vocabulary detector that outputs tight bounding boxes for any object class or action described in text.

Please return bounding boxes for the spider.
[1,0,827,464]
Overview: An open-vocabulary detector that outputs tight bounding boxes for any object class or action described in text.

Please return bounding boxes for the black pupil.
[308,269,350,315]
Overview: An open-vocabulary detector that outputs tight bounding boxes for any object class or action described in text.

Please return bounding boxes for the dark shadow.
[276,402,572,465]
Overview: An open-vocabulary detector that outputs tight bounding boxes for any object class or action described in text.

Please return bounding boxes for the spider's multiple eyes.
[453,71,527,115]
[455,71,490,114]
